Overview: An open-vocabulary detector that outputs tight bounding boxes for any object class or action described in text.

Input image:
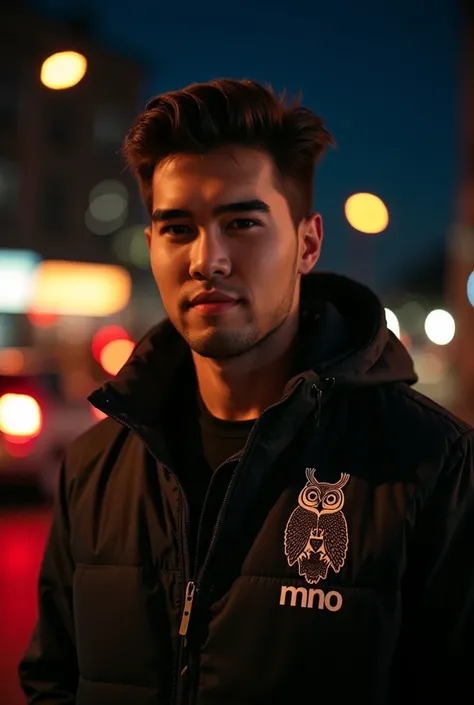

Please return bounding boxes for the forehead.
[151,146,279,207]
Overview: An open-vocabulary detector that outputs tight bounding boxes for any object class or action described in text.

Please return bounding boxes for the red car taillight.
[0,393,43,440]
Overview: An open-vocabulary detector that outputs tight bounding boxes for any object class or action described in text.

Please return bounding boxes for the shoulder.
[356,381,471,439]
[339,382,473,478]
[386,383,471,439]
[365,382,474,473]
[62,417,138,493]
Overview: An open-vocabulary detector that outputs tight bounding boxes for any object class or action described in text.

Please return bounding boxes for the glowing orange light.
[91,325,130,363]
[40,51,87,90]
[345,193,389,234]
[99,339,135,376]
[0,394,42,437]
[31,260,131,317]
[0,349,25,375]
[27,310,60,328]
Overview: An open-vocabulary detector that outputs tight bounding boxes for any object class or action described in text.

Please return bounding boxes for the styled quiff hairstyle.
[123,78,334,226]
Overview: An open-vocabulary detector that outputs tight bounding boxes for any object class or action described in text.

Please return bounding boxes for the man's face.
[146,146,322,359]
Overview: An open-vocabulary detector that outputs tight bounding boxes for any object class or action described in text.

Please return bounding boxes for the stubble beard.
[181,267,299,361]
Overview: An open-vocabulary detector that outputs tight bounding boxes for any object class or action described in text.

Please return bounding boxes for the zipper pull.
[311,384,323,427]
[179,581,196,636]
[311,377,335,427]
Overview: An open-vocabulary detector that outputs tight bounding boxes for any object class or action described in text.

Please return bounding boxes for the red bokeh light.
[27,311,60,328]
[91,325,130,363]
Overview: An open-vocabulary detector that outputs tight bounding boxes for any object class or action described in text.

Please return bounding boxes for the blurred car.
[0,371,97,499]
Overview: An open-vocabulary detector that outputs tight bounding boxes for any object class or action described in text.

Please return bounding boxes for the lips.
[190,291,238,307]
[191,300,239,315]
[188,290,240,314]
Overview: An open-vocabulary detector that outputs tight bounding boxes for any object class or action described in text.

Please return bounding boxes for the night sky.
[30,0,460,296]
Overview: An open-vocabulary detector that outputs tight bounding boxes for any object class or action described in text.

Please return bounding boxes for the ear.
[145,226,152,251]
[298,213,323,275]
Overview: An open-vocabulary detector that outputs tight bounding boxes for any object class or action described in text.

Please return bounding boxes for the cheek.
[149,254,167,294]
[149,249,184,320]
[150,243,186,288]
[237,232,296,277]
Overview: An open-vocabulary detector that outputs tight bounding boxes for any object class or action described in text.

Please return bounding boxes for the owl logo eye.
[322,490,342,511]
[301,488,320,508]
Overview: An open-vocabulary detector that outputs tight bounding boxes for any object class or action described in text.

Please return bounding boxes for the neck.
[192,315,299,421]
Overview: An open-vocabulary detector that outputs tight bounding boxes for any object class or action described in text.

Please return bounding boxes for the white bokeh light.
[90,193,127,222]
[384,308,400,338]
[113,226,149,268]
[424,309,455,346]
[85,180,128,235]
[467,271,474,307]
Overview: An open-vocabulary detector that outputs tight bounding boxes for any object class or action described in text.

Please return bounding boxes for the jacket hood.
[89,272,417,419]
[296,272,417,385]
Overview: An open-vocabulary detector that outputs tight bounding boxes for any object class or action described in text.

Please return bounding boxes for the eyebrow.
[151,199,270,222]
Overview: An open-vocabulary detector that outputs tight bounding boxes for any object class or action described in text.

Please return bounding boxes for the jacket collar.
[89,272,417,424]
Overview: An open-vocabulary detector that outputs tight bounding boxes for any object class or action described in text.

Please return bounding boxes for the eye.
[306,490,319,503]
[160,224,193,237]
[226,218,260,231]
[323,491,341,508]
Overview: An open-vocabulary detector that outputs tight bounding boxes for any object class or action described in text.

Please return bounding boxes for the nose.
[188,228,231,281]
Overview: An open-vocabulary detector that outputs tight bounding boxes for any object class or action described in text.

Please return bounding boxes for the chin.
[187,329,260,359]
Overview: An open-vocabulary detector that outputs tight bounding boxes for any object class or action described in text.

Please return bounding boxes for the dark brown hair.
[123,78,334,226]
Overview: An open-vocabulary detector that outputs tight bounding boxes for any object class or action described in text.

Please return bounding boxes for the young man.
[20,79,474,705]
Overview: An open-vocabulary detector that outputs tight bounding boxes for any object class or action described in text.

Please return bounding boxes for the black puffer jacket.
[19,274,474,705]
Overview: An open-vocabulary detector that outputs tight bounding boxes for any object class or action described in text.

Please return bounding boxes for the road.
[0,491,52,705]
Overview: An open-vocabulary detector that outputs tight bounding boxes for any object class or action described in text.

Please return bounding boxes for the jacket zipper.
[177,377,324,637]
[90,395,192,705]
[178,450,237,639]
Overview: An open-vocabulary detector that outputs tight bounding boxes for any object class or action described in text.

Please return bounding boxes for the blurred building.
[0,1,147,267]
[445,0,474,425]
[0,2,164,394]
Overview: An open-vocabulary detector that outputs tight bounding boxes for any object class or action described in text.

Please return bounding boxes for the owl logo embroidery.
[284,469,350,585]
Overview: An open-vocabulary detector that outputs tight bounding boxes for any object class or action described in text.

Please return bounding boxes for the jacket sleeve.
[391,429,474,704]
[18,461,78,703]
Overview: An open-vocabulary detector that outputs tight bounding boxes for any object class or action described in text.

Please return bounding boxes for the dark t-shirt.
[165,392,255,561]
[197,395,254,473]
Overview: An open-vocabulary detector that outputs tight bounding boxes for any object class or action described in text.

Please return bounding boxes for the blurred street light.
[424,309,455,346]
[384,308,400,338]
[100,339,135,376]
[0,394,42,438]
[40,51,87,90]
[27,310,60,328]
[31,261,131,316]
[114,226,149,268]
[0,349,25,376]
[0,249,41,313]
[85,180,129,235]
[467,271,474,307]
[345,193,389,234]
[92,324,135,376]
[91,325,130,363]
